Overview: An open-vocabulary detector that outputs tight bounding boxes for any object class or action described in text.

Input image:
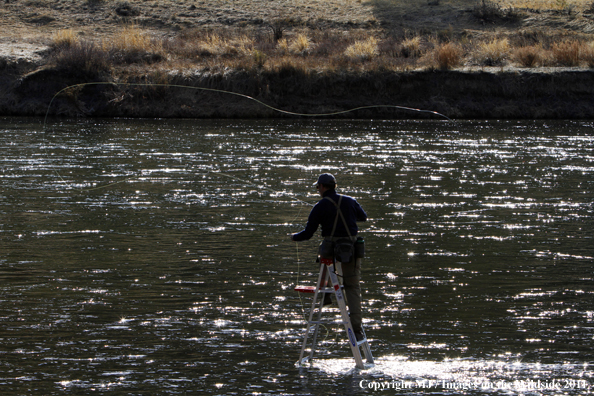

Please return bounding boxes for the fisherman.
[291,173,367,341]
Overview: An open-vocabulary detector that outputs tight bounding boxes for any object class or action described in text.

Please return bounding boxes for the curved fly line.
[41,81,452,194]
[43,81,452,129]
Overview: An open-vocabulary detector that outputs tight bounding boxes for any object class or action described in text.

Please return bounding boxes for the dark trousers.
[340,257,362,335]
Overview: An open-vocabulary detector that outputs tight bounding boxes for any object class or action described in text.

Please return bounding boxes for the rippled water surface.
[1,118,593,394]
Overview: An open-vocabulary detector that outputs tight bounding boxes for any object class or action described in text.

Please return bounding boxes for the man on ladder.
[291,173,368,343]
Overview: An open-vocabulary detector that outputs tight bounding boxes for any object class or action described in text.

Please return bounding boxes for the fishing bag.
[318,239,335,259]
[334,238,355,263]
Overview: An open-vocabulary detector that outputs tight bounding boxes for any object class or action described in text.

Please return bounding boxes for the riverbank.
[3,0,594,119]
[3,60,594,119]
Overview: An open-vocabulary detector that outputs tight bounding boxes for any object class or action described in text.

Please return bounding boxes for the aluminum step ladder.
[294,257,374,370]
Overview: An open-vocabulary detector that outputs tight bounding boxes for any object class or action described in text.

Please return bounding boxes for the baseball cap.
[313,173,336,186]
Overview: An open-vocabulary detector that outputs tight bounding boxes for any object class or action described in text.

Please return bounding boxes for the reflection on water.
[317,356,590,394]
[0,118,593,394]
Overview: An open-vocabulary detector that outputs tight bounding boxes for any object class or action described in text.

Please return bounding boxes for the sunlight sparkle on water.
[312,355,592,394]
[3,119,593,395]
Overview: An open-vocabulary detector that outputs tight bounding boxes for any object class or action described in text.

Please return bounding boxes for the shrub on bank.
[477,38,510,66]
[51,29,77,49]
[344,37,379,61]
[48,40,112,77]
[289,34,313,56]
[583,42,594,67]
[51,26,163,68]
[433,42,463,70]
[400,37,422,58]
[107,25,164,64]
[513,45,543,67]
[551,40,581,66]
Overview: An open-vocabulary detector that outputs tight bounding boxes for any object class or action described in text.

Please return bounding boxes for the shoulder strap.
[325,195,353,239]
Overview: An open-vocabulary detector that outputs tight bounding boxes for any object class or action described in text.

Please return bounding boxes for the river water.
[1,118,593,395]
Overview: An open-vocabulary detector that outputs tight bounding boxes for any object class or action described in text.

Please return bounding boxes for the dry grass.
[433,42,463,70]
[103,25,164,64]
[474,0,520,22]
[276,38,290,54]
[289,34,312,56]
[583,41,594,67]
[513,45,543,67]
[344,37,379,61]
[551,40,581,66]
[107,25,154,53]
[6,0,594,76]
[477,38,510,66]
[502,0,587,11]
[35,0,594,77]
[199,34,254,57]
[51,29,77,49]
[46,24,594,76]
[401,37,422,58]
[48,40,112,76]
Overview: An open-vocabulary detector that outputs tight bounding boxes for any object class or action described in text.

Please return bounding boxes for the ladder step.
[309,320,343,325]
[294,285,343,293]
[294,286,316,293]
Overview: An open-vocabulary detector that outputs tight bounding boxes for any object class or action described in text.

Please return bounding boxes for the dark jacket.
[292,190,367,241]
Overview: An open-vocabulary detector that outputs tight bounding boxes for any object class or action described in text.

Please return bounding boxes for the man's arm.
[355,200,367,222]
[291,204,321,241]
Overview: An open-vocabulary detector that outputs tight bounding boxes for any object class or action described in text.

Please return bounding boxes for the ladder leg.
[298,303,317,364]
[298,262,327,365]
[326,261,366,369]
[362,343,374,363]
[338,258,375,366]
[357,327,374,363]
[307,289,327,362]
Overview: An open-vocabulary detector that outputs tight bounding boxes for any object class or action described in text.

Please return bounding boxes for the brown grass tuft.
[477,38,510,66]
[582,41,594,68]
[49,40,112,76]
[197,34,254,57]
[433,42,463,70]
[289,34,313,56]
[513,45,543,67]
[551,40,581,66]
[277,38,290,54]
[52,29,77,49]
[109,25,153,52]
[401,36,422,58]
[103,25,164,64]
[344,37,379,61]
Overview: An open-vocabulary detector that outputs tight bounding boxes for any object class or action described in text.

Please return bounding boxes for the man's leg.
[318,264,332,306]
[341,258,363,340]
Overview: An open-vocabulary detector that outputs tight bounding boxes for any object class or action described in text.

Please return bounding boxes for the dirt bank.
[3,57,594,120]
